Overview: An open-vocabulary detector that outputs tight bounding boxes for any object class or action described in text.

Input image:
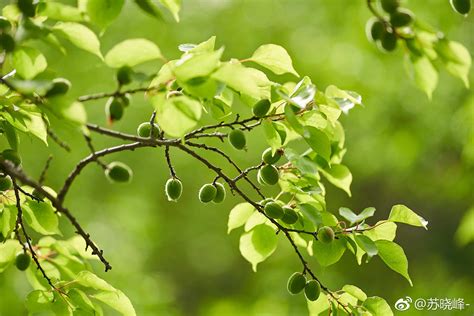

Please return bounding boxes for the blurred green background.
[0,0,473,315]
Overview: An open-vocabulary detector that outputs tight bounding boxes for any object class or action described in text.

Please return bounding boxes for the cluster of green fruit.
[287,272,321,301]
[262,199,299,225]
[164,178,226,204]
[450,0,471,15]
[258,148,283,186]
[366,0,414,52]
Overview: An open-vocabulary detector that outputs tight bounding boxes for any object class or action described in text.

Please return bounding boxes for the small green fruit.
[390,9,414,27]
[45,78,71,97]
[252,99,271,118]
[137,122,160,138]
[317,226,335,243]
[282,207,298,225]
[1,149,22,166]
[0,17,12,31]
[15,253,31,271]
[450,0,471,15]
[0,176,12,191]
[106,98,124,122]
[228,129,246,150]
[212,183,226,203]
[165,178,182,201]
[199,184,217,203]
[117,66,133,85]
[380,31,397,52]
[120,93,132,107]
[264,202,284,219]
[0,33,15,52]
[262,148,283,165]
[260,198,274,206]
[366,18,385,42]
[258,165,279,185]
[18,0,36,17]
[304,280,321,301]
[380,0,399,13]
[105,162,132,183]
[287,272,306,295]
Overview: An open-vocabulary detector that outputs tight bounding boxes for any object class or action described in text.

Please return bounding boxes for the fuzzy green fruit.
[199,184,217,203]
[304,280,321,301]
[262,148,283,165]
[45,78,71,97]
[450,0,471,15]
[390,9,414,27]
[106,97,124,122]
[15,253,31,271]
[0,176,12,191]
[264,202,284,219]
[1,149,21,166]
[380,0,399,13]
[117,66,133,85]
[366,18,385,42]
[282,207,298,225]
[212,183,226,203]
[165,178,182,201]
[105,162,132,183]
[0,33,15,52]
[228,129,246,150]
[258,165,279,185]
[317,226,335,243]
[380,31,397,52]
[252,99,271,118]
[287,272,306,295]
[137,122,160,138]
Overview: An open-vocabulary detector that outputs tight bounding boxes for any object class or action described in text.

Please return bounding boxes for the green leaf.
[0,240,21,273]
[355,235,378,258]
[159,0,181,22]
[388,205,428,229]
[228,203,254,234]
[303,126,331,162]
[86,0,125,29]
[325,85,362,114]
[68,289,96,314]
[435,40,471,88]
[250,44,299,76]
[244,211,268,232]
[364,221,397,241]
[23,201,60,235]
[134,0,163,20]
[321,164,352,196]
[239,224,277,271]
[342,284,367,302]
[407,54,438,99]
[153,94,202,137]
[76,271,116,291]
[262,119,282,151]
[53,22,102,59]
[173,48,223,82]
[339,207,375,225]
[38,2,84,22]
[375,240,412,286]
[363,296,394,316]
[92,290,136,316]
[46,98,87,126]
[105,39,163,68]
[1,121,20,150]
[299,203,323,227]
[12,47,48,80]
[23,110,48,144]
[25,290,54,314]
[313,239,346,266]
[307,293,330,315]
[212,62,271,100]
[455,206,474,246]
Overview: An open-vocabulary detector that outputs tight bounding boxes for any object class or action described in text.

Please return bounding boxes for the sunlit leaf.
[239,224,277,271]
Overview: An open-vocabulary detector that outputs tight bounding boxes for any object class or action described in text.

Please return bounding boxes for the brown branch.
[78,86,162,102]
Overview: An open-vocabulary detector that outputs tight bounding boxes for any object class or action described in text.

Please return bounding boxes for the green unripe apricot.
[258,164,279,185]
[15,253,31,271]
[260,198,273,206]
[317,226,335,243]
[1,149,22,166]
[390,9,414,27]
[199,184,217,203]
[0,17,12,31]
[45,78,71,97]
[282,207,298,225]
[105,162,132,183]
[228,129,246,150]
[450,0,471,15]
[380,31,397,52]
[262,148,283,165]
[0,176,12,191]
[0,33,15,52]
[252,99,271,118]
[380,0,399,13]
[165,178,182,202]
[287,272,306,295]
[304,280,321,301]
[212,183,226,203]
[264,202,284,219]
[137,122,160,138]
[18,0,36,17]
[106,97,124,122]
[117,66,133,86]
[366,18,385,42]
